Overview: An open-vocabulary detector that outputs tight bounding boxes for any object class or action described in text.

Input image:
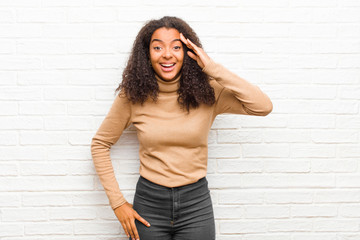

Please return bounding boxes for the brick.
[214,205,244,219]
[67,69,118,85]
[216,8,262,23]
[220,220,267,234]
[208,144,242,158]
[0,72,16,85]
[291,144,336,158]
[2,208,47,221]
[49,207,96,220]
[293,234,337,240]
[312,70,359,84]
[0,146,45,160]
[43,56,93,70]
[18,71,68,85]
[0,57,41,70]
[219,189,264,204]
[20,161,68,175]
[0,224,23,237]
[313,219,359,231]
[264,160,310,173]
[311,159,358,173]
[93,23,142,38]
[268,219,312,232]
[72,192,109,206]
[19,102,66,115]
[242,144,290,158]
[207,175,242,189]
[74,222,120,234]
[338,145,360,157]
[289,114,335,129]
[0,0,41,6]
[68,8,117,22]
[290,24,336,38]
[20,131,68,145]
[265,190,313,204]
[69,161,96,175]
[17,8,66,22]
[337,175,360,187]
[43,0,89,7]
[68,40,117,54]
[22,192,72,207]
[0,193,20,207]
[312,40,360,54]
[0,40,15,53]
[68,131,96,145]
[43,24,92,38]
[0,24,41,38]
[264,130,310,143]
[245,205,290,218]
[0,163,17,175]
[46,146,92,160]
[311,130,358,143]
[0,102,18,116]
[337,116,360,129]
[218,159,262,173]
[339,204,360,217]
[291,205,337,217]
[314,190,360,203]
[0,176,93,191]
[44,117,93,130]
[17,40,66,54]
[242,174,335,188]
[25,223,73,235]
[339,55,360,68]
[218,129,263,143]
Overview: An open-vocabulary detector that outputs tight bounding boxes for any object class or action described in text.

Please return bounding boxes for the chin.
[157,72,180,81]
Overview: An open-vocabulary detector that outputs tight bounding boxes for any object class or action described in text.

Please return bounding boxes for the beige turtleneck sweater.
[91,59,273,210]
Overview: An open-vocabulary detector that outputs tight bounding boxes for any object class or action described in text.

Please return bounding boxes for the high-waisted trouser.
[130,175,216,240]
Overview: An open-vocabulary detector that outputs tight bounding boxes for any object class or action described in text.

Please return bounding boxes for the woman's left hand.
[180,32,211,69]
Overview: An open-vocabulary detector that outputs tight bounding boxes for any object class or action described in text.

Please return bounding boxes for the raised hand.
[114,202,150,240]
[180,32,211,69]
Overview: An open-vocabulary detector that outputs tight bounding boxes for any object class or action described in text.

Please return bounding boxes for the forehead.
[150,27,180,43]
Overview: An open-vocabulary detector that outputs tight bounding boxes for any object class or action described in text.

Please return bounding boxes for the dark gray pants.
[131,175,216,240]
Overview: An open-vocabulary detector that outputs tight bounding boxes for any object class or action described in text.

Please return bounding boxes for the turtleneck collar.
[155,74,181,93]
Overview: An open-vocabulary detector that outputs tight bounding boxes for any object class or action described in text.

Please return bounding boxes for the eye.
[174,46,181,50]
[153,46,162,50]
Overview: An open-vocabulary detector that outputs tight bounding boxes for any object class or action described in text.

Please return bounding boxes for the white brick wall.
[0,0,359,239]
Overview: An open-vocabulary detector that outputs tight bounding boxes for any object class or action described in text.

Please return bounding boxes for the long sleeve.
[202,59,273,116]
[90,91,132,210]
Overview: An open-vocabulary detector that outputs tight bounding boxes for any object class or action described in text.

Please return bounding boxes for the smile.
[160,63,176,72]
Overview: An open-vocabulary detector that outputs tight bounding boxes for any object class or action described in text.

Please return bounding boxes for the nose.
[162,48,172,59]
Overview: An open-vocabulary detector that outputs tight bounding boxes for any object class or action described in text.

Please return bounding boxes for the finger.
[130,219,140,240]
[187,51,197,61]
[134,212,151,227]
[179,33,188,45]
[120,221,130,238]
[180,33,194,50]
[187,38,199,51]
[126,221,135,239]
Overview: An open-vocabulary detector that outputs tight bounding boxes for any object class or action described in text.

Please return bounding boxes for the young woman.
[91,16,273,240]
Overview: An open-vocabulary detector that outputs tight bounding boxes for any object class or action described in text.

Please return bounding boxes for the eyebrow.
[151,38,181,43]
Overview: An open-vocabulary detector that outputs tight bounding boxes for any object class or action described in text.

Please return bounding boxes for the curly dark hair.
[115,16,215,112]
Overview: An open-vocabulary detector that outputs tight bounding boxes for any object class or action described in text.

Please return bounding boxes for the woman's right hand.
[114,202,151,240]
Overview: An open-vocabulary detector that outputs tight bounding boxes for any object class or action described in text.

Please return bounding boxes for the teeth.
[161,63,175,67]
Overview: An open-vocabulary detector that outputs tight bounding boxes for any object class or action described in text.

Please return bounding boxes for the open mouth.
[160,63,176,72]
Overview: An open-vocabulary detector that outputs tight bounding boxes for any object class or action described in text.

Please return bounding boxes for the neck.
[155,74,181,93]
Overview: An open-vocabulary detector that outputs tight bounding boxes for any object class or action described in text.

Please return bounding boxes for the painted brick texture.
[1,0,360,239]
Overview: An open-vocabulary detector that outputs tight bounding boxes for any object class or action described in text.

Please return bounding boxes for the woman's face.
[149,27,184,81]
